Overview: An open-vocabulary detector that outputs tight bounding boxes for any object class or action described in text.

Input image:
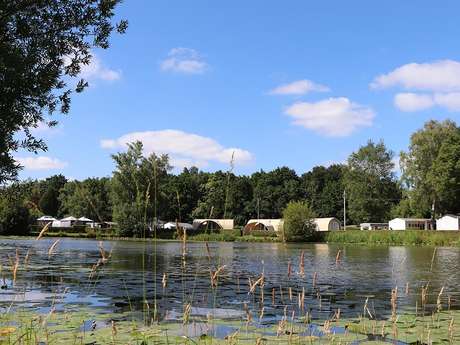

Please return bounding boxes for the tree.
[38,174,67,217]
[0,183,31,235]
[0,0,127,183]
[111,142,171,237]
[282,201,316,242]
[250,167,301,219]
[400,120,460,218]
[344,140,400,224]
[429,129,460,215]
[59,177,112,221]
[301,164,345,219]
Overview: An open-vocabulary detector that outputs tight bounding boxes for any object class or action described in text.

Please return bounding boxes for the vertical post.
[343,190,346,230]
[257,197,260,220]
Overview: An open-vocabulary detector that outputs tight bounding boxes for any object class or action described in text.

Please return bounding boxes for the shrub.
[282,201,316,242]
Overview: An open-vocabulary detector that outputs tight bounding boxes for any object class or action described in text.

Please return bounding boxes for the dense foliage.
[0,0,126,183]
[2,119,460,237]
[282,201,316,242]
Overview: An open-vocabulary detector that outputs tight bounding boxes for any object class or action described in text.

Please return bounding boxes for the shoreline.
[6,229,460,246]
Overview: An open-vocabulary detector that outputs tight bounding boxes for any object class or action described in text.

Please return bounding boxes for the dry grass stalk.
[183,303,192,324]
[380,320,386,337]
[210,265,226,288]
[323,319,331,334]
[299,251,305,276]
[272,288,275,305]
[162,273,167,288]
[279,285,284,303]
[449,317,454,343]
[405,282,409,295]
[12,249,19,284]
[111,320,117,339]
[437,286,445,312]
[390,287,398,322]
[259,307,264,321]
[288,287,292,301]
[205,242,212,262]
[448,295,452,310]
[363,297,373,319]
[48,239,61,257]
[313,272,317,288]
[36,222,51,240]
[24,249,31,267]
[287,260,292,278]
[421,284,429,311]
[335,250,341,264]
[243,303,252,326]
[98,241,111,264]
[430,247,437,272]
[332,308,341,321]
[248,274,264,294]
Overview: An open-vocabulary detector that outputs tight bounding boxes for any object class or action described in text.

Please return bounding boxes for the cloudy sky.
[16,0,460,179]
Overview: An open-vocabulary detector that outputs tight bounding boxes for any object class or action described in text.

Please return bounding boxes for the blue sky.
[16,0,460,180]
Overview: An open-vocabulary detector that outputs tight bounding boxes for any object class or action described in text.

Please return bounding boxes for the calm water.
[1,237,459,322]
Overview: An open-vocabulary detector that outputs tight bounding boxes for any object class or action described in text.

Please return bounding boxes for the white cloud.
[101,129,253,167]
[433,92,460,111]
[16,156,68,170]
[284,97,375,137]
[393,92,460,112]
[269,79,330,95]
[160,48,207,74]
[371,60,460,92]
[80,54,121,81]
[394,93,435,112]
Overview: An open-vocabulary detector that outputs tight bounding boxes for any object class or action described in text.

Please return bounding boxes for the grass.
[324,230,460,246]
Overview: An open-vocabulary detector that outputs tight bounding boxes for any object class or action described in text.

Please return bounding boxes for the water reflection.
[0,238,459,322]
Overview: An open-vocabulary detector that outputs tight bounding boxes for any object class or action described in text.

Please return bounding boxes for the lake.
[1,237,458,324]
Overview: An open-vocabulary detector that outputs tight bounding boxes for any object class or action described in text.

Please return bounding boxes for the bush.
[0,199,30,236]
[282,201,316,242]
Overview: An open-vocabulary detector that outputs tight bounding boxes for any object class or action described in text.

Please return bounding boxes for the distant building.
[244,219,284,233]
[389,218,432,231]
[436,215,460,231]
[313,217,341,231]
[192,219,234,231]
[360,223,389,231]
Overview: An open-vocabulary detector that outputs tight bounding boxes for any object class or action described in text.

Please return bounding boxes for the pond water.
[1,237,459,324]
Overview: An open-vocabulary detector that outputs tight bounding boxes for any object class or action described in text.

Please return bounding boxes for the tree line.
[1,119,460,237]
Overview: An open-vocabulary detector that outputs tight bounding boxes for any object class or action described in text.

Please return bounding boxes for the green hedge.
[324,230,460,246]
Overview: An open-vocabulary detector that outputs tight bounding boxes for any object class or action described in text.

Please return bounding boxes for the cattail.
[391,287,398,322]
[36,222,51,240]
[299,251,305,276]
[48,239,61,257]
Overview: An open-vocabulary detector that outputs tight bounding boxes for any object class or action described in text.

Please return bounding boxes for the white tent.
[436,215,460,231]
[60,216,77,228]
[163,222,194,231]
[78,217,94,223]
[37,215,57,222]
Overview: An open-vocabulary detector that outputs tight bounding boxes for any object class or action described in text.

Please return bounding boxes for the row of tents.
[360,215,460,231]
[158,217,342,233]
[37,216,116,229]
